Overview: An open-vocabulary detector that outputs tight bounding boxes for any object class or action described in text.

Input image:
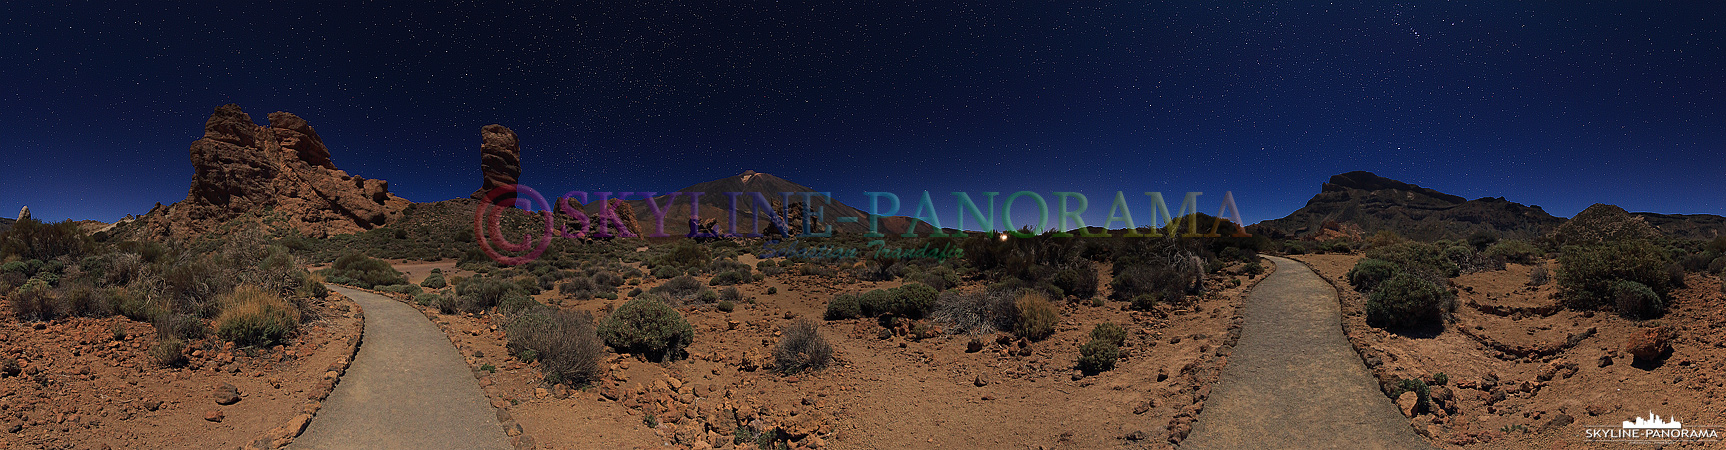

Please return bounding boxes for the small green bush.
[454,276,519,313]
[415,293,442,306]
[1558,241,1678,314]
[824,293,862,320]
[215,285,300,347]
[317,253,406,288]
[598,295,693,361]
[1014,292,1058,341]
[1611,280,1664,319]
[774,318,832,375]
[1483,239,1541,264]
[1051,266,1098,299]
[709,270,751,286]
[151,338,187,367]
[420,272,447,289]
[1076,339,1119,374]
[1090,322,1126,346]
[10,278,60,321]
[1365,273,1452,329]
[717,300,735,312]
[766,286,777,295]
[1347,258,1402,293]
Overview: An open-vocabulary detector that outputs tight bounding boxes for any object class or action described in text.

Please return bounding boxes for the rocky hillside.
[109,104,410,240]
[1253,171,1564,241]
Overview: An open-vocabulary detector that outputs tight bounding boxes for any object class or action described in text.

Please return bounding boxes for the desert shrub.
[1365,273,1453,329]
[497,293,539,314]
[505,309,605,386]
[1052,265,1098,299]
[709,270,752,286]
[154,313,207,340]
[592,271,625,287]
[454,276,519,313]
[1611,280,1664,319]
[1484,239,1541,265]
[1130,293,1164,311]
[824,293,863,320]
[627,287,643,297]
[719,286,742,303]
[932,289,1016,333]
[912,265,961,291]
[317,252,406,289]
[376,284,422,295]
[894,283,939,318]
[648,275,708,302]
[512,275,542,295]
[1242,261,1264,276]
[766,286,777,295]
[114,288,166,322]
[1013,291,1058,340]
[1527,265,1550,286]
[717,300,735,312]
[1076,339,1119,374]
[1110,264,1191,303]
[0,217,93,261]
[652,265,681,279]
[1557,240,1677,313]
[414,293,442,306]
[150,338,187,367]
[420,272,447,289]
[696,289,719,303]
[559,277,597,298]
[60,283,110,318]
[1090,322,1127,346]
[598,295,693,361]
[1467,231,1499,250]
[1347,258,1403,292]
[1391,377,1433,413]
[657,241,712,269]
[1366,241,1459,279]
[215,285,301,347]
[774,318,832,375]
[10,278,60,321]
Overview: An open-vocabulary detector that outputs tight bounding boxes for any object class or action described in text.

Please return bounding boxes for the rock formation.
[470,124,522,200]
[16,206,27,221]
[597,198,643,238]
[114,104,409,240]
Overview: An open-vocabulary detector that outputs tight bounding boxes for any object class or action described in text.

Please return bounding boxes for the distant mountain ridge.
[1254,171,1565,241]
[1254,171,1726,241]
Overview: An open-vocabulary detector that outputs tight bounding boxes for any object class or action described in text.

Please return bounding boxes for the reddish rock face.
[1624,326,1674,362]
[121,104,408,239]
[470,124,521,200]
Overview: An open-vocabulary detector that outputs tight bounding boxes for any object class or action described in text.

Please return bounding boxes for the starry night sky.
[3,2,1722,228]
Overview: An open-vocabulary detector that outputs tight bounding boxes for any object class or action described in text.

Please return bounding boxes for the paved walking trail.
[293,285,510,450]
[1181,256,1433,450]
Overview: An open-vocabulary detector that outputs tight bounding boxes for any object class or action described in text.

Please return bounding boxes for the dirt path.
[293,286,510,450]
[1180,256,1433,450]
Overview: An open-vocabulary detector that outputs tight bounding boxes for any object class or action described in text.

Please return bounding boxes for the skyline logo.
[1582,411,1719,443]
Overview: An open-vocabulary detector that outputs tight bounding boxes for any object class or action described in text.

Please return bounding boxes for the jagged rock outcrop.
[17,206,28,221]
[1254,171,1563,241]
[598,198,643,238]
[470,124,521,200]
[114,104,409,240]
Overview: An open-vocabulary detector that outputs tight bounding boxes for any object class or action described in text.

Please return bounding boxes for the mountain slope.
[1253,171,1564,241]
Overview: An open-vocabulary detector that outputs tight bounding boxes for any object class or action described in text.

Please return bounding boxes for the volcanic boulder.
[470,124,522,200]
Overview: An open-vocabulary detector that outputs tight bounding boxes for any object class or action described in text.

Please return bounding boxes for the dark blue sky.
[3,1,1721,228]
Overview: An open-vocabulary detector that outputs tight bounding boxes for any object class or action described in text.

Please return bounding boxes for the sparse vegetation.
[1090,322,1127,346]
[1557,240,1678,318]
[598,294,693,361]
[317,252,407,288]
[773,318,832,375]
[1013,291,1058,341]
[214,284,301,347]
[504,309,605,386]
[1365,273,1453,329]
[1076,339,1119,374]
